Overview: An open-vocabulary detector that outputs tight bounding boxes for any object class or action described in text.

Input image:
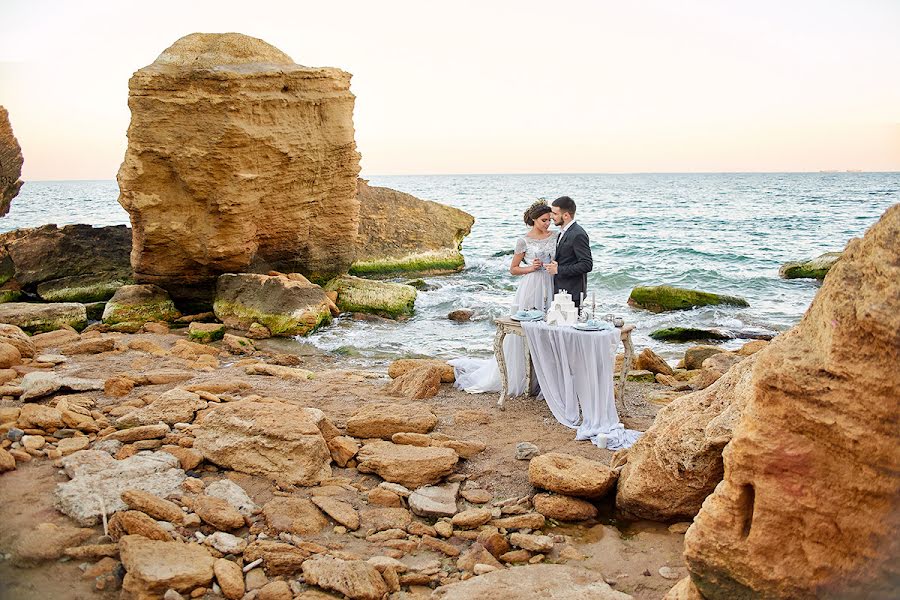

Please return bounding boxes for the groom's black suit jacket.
[554,222,593,306]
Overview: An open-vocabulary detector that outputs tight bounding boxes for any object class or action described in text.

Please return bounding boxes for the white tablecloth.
[521,321,642,450]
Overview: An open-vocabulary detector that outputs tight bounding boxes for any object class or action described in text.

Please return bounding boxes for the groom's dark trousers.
[553,222,593,307]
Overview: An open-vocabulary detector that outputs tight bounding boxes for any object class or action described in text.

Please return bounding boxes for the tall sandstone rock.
[117,33,360,306]
[682,204,900,599]
[0,106,24,217]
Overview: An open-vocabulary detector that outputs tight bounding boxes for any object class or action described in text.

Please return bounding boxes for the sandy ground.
[0,328,686,599]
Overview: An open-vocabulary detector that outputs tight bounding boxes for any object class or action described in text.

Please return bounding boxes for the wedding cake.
[546,291,578,325]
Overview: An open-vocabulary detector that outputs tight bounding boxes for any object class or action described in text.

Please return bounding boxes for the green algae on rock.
[188,322,226,343]
[36,274,130,303]
[213,273,332,337]
[779,251,842,280]
[102,284,181,326]
[0,302,88,333]
[650,327,732,342]
[325,275,416,319]
[628,285,749,313]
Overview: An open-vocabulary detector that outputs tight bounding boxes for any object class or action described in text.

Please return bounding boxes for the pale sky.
[1,0,898,180]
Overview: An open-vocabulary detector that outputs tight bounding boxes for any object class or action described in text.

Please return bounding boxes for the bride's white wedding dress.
[449,232,558,395]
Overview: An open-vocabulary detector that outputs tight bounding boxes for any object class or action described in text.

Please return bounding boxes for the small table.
[493,317,635,414]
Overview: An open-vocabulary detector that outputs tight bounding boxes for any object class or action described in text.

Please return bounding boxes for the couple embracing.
[450,196,594,396]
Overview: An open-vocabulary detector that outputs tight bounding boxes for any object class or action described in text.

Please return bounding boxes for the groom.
[546,196,592,307]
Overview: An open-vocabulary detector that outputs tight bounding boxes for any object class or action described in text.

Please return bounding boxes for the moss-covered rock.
[324,275,416,319]
[779,251,842,280]
[0,302,87,333]
[628,285,749,313]
[36,274,130,303]
[188,321,225,343]
[0,288,22,303]
[350,250,465,276]
[650,327,732,342]
[213,273,332,337]
[83,302,106,321]
[102,284,181,325]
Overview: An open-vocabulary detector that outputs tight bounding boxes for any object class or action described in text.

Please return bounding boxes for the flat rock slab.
[119,535,214,597]
[356,441,458,489]
[13,522,93,565]
[311,495,360,531]
[346,401,437,439]
[301,555,388,600]
[528,452,618,499]
[20,371,104,402]
[432,563,633,599]
[263,497,329,535]
[56,450,186,525]
[204,479,257,517]
[117,388,207,427]
[408,482,459,518]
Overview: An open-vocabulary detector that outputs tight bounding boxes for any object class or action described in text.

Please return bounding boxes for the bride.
[449,200,558,394]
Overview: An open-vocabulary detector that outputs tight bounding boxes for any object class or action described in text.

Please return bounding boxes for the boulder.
[351,179,473,275]
[683,206,900,598]
[0,224,132,301]
[345,401,438,439]
[116,388,207,426]
[615,354,757,521]
[187,321,225,343]
[0,341,21,368]
[448,309,474,322]
[628,285,749,312]
[301,555,388,600]
[324,275,416,319]
[0,106,23,216]
[779,251,842,280]
[431,563,632,599]
[0,302,87,333]
[387,358,454,382]
[56,450,186,525]
[119,535,214,597]
[683,345,727,370]
[192,400,332,486]
[102,284,180,326]
[356,441,458,488]
[533,493,599,521]
[633,347,674,375]
[384,364,444,399]
[0,323,36,357]
[213,273,332,336]
[117,33,360,306]
[650,327,733,342]
[528,452,618,498]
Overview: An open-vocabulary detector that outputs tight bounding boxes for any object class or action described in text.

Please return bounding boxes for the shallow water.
[3,173,897,364]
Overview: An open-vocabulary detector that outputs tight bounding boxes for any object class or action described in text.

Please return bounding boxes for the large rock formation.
[117,33,360,306]
[0,106,23,217]
[615,354,757,521]
[683,205,900,598]
[352,179,474,275]
[0,225,132,302]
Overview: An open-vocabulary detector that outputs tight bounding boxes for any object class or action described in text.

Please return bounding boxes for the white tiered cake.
[546,291,578,325]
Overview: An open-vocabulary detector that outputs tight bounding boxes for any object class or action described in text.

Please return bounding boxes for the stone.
[205,531,247,554]
[117,388,207,427]
[683,206,900,598]
[258,580,293,600]
[0,327,35,362]
[358,507,412,533]
[408,482,460,518]
[214,273,333,337]
[628,285,749,312]
[102,284,180,326]
[17,403,64,429]
[447,309,474,322]
[188,321,225,343]
[12,522,92,565]
[327,435,360,467]
[38,273,128,303]
[20,434,45,449]
[118,33,360,305]
[119,535,214,597]
[615,355,758,521]
[0,341,21,368]
[515,441,540,460]
[103,422,170,442]
[0,447,17,472]
[656,374,693,391]
[324,275,416,319]
[357,441,458,488]
[690,368,723,391]
[682,345,727,370]
[263,497,329,535]
[509,532,554,552]
[110,510,171,541]
[367,487,402,507]
[192,400,332,486]
[432,563,632,599]
[301,555,388,600]
[0,302,87,333]
[221,332,254,354]
[387,358,455,383]
[533,493,598,521]
[352,179,473,276]
[451,508,492,529]
[663,577,704,600]
[204,480,258,517]
[244,567,268,590]
[0,106,23,215]
[701,352,743,373]
[346,402,438,439]
[30,328,80,350]
[736,340,768,356]
[160,445,203,470]
[625,369,656,382]
[422,534,461,557]
[122,489,186,524]
[194,495,245,530]
[384,365,443,399]
[634,347,674,375]
[669,522,692,534]
[779,251,842,279]
[214,558,245,600]
[489,513,546,530]
[20,371,104,402]
[243,540,310,576]
[311,495,360,530]
[455,542,502,571]
[460,488,492,504]
[650,327,733,342]
[60,336,117,355]
[246,322,271,339]
[56,450,186,525]
[528,452,618,498]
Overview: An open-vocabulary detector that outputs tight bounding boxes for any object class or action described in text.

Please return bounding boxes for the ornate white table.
[493,317,635,414]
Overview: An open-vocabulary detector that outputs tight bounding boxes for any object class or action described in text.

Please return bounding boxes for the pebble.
[659,566,689,580]
[6,428,24,442]
[515,442,540,460]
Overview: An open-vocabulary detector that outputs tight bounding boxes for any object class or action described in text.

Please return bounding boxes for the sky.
[1,0,898,180]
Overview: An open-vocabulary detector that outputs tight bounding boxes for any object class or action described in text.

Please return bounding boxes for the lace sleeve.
[514,237,526,255]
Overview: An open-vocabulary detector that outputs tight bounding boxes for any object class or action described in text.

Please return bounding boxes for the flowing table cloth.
[521,321,642,450]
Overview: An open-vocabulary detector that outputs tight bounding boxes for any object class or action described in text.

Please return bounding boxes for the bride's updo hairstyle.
[524,200,552,226]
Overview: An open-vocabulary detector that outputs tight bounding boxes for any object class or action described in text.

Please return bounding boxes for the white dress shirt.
[556,219,577,247]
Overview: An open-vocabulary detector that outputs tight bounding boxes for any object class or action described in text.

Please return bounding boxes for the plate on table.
[511,310,544,322]
[573,320,613,331]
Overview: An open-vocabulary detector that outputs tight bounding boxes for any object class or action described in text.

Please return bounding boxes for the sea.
[3,173,897,365]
